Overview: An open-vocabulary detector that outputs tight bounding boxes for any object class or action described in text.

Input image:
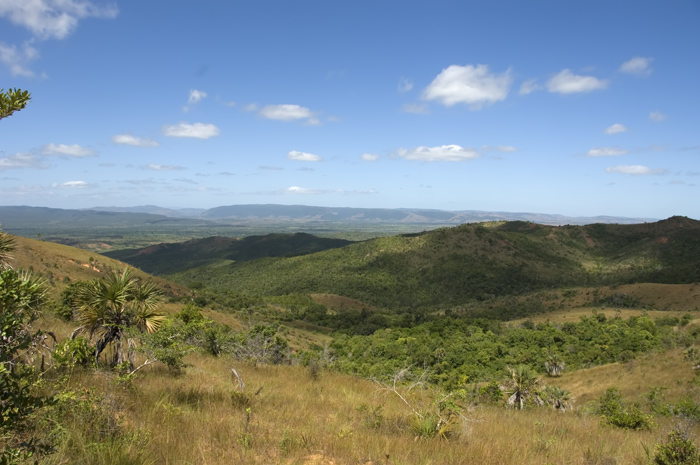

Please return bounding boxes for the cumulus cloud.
[604,124,627,135]
[585,147,628,157]
[606,165,667,176]
[112,134,159,147]
[401,103,430,114]
[0,153,49,171]
[162,122,220,139]
[144,164,185,171]
[547,69,608,94]
[398,77,413,93]
[42,143,96,157]
[286,186,327,195]
[423,64,512,109]
[519,79,541,95]
[649,111,667,122]
[287,150,322,162]
[361,153,379,162]
[620,57,653,76]
[51,180,93,189]
[397,145,480,162]
[259,104,316,123]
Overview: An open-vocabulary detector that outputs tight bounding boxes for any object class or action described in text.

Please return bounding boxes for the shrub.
[653,428,700,465]
[52,337,93,368]
[596,387,654,430]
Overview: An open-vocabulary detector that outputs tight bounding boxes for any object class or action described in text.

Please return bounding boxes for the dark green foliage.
[653,428,700,465]
[105,233,354,275]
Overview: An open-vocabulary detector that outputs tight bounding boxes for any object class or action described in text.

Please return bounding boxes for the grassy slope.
[167,217,700,311]
[42,344,699,465]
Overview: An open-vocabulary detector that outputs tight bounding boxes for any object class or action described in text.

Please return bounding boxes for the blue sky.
[1,0,698,219]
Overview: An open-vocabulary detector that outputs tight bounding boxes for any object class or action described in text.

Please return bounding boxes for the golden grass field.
[36,314,700,465]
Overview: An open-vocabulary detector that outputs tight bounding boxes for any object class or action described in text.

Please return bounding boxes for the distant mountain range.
[87,204,657,225]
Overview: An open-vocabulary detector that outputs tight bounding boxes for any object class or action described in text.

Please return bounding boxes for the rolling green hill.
[164,217,700,311]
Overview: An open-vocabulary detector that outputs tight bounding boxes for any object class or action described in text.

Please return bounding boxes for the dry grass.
[40,345,700,465]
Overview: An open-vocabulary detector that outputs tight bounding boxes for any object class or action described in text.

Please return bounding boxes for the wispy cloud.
[183,89,207,111]
[585,147,628,157]
[649,111,667,122]
[398,77,413,93]
[0,0,118,75]
[482,145,517,152]
[547,69,608,94]
[397,145,480,162]
[285,186,377,195]
[162,122,220,139]
[423,64,512,109]
[287,150,322,162]
[144,164,186,171]
[42,143,96,157]
[519,79,541,95]
[361,153,380,162]
[401,103,430,114]
[620,57,653,76]
[112,134,159,147]
[51,180,94,189]
[259,104,318,125]
[606,165,667,176]
[0,153,49,171]
[604,123,627,135]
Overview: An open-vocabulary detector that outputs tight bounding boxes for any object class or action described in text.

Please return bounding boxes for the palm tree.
[504,365,543,410]
[73,267,165,366]
[0,227,15,268]
[545,353,566,377]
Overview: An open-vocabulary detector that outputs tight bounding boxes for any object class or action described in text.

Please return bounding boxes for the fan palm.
[73,267,165,366]
[504,365,543,410]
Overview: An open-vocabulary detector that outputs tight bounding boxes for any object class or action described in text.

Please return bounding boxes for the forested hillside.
[164,217,700,311]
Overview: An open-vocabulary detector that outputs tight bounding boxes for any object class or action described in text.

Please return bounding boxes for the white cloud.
[361,153,379,162]
[0,0,118,40]
[519,79,541,95]
[397,145,480,162]
[259,104,316,123]
[585,147,628,157]
[0,41,38,76]
[162,122,220,139]
[604,123,627,135]
[0,153,49,171]
[51,180,92,189]
[112,134,159,147]
[305,118,321,126]
[398,77,413,93]
[547,69,608,94]
[42,143,96,157]
[606,165,667,176]
[144,164,185,171]
[244,103,259,112]
[287,150,322,162]
[497,146,516,152]
[649,111,667,122]
[620,57,653,76]
[423,64,512,109]
[401,103,430,114]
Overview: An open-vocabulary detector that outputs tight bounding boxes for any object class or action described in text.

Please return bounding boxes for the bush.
[52,337,93,368]
[653,428,700,465]
[596,387,654,430]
